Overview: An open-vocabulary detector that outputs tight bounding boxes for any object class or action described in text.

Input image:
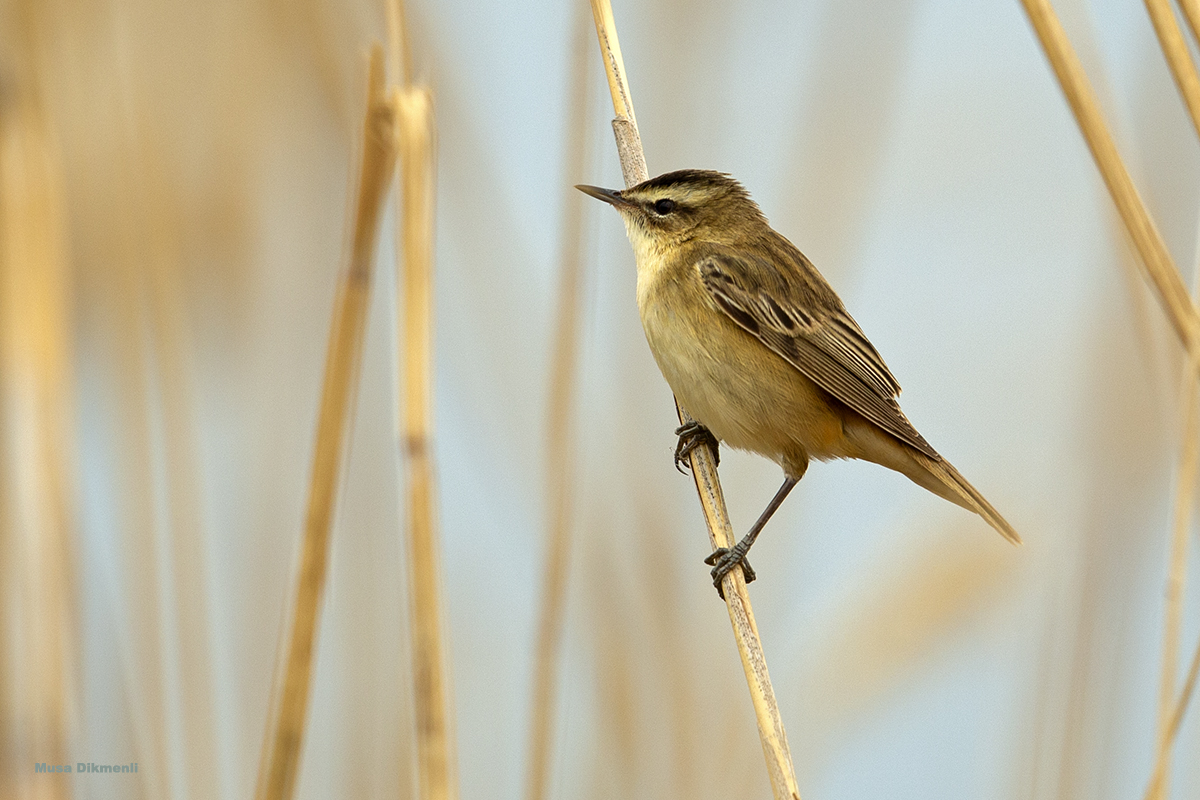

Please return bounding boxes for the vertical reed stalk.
[106,153,168,800]
[586,2,801,797]
[1143,635,1200,800]
[384,6,458,794]
[255,47,398,800]
[1021,3,1200,796]
[1127,4,1200,796]
[1018,0,1200,356]
[396,84,457,800]
[1148,210,1200,800]
[385,0,413,88]
[1152,358,1198,800]
[0,46,77,800]
[137,146,220,800]
[525,9,592,800]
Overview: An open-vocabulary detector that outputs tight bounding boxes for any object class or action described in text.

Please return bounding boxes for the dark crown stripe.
[634,169,740,193]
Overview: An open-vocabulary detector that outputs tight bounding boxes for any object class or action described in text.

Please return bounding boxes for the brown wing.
[698,250,939,459]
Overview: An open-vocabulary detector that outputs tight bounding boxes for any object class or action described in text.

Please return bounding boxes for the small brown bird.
[577,169,1020,597]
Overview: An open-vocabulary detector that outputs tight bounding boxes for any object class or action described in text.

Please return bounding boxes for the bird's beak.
[575,184,634,209]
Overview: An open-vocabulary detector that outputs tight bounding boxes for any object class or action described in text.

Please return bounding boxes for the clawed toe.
[704,546,755,599]
[674,422,720,473]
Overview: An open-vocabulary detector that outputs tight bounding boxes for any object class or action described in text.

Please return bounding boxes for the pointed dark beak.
[575,184,634,209]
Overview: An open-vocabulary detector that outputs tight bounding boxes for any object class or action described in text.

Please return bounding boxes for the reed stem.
[1142,633,1200,800]
[396,83,457,800]
[254,47,398,800]
[1176,0,1200,53]
[586,2,801,797]
[1151,358,1198,800]
[524,8,593,800]
[1145,0,1200,140]
[1018,0,1200,356]
[1147,206,1200,800]
[0,57,77,800]
[1021,3,1200,795]
[1131,4,1200,795]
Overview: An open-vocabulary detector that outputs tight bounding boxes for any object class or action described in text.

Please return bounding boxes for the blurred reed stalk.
[255,47,398,800]
[789,526,1017,762]
[395,82,457,800]
[1143,635,1200,799]
[1180,0,1200,47]
[1148,220,1200,800]
[586,2,800,798]
[1145,0,1200,138]
[0,33,77,799]
[1146,187,1200,800]
[1143,1,1200,786]
[1018,0,1200,354]
[1154,355,1198,800]
[137,139,220,800]
[1125,3,1200,797]
[524,8,592,800]
[1020,1,1200,796]
[386,0,413,87]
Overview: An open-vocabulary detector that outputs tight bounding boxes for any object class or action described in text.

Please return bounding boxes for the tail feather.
[910,452,1022,545]
[845,418,1021,544]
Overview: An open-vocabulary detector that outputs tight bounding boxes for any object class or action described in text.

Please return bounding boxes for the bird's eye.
[653,198,677,215]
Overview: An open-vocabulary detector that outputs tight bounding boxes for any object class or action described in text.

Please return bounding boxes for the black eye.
[653,198,677,215]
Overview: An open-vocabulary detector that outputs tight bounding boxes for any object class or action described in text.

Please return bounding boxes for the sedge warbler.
[578,169,1020,597]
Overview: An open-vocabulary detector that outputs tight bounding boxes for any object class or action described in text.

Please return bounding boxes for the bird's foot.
[674,422,720,474]
[703,544,755,600]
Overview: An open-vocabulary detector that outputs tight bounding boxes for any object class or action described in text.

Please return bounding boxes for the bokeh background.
[2,0,1200,798]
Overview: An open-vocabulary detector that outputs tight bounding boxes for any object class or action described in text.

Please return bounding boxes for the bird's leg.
[674,421,720,474]
[705,476,799,599]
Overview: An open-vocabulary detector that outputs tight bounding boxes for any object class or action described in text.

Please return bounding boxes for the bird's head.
[576,169,766,254]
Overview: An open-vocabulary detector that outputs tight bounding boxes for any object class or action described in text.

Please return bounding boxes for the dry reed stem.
[139,161,221,800]
[1150,362,1198,800]
[1140,8,1200,792]
[1145,0,1200,140]
[103,153,169,798]
[385,0,414,88]
[1018,7,1200,789]
[0,62,77,800]
[1178,0,1200,50]
[1018,0,1200,357]
[1142,633,1200,800]
[255,47,398,800]
[386,8,458,794]
[587,2,800,798]
[524,8,592,800]
[396,85,457,800]
[1148,228,1200,799]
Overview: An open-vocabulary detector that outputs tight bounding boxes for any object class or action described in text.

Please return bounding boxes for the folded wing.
[698,250,939,460]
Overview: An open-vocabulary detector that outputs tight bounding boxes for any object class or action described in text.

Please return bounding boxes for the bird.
[576,169,1020,598]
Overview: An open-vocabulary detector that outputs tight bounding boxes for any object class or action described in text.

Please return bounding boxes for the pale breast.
[636,267,850,474]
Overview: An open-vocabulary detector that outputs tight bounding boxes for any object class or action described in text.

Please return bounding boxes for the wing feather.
[698,252,938,459]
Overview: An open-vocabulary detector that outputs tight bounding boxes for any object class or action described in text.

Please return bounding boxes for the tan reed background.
[1,0,1199,799]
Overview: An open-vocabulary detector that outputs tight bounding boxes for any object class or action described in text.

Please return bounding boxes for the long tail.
[847,419,1021,544]
[910,452,1022,545]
